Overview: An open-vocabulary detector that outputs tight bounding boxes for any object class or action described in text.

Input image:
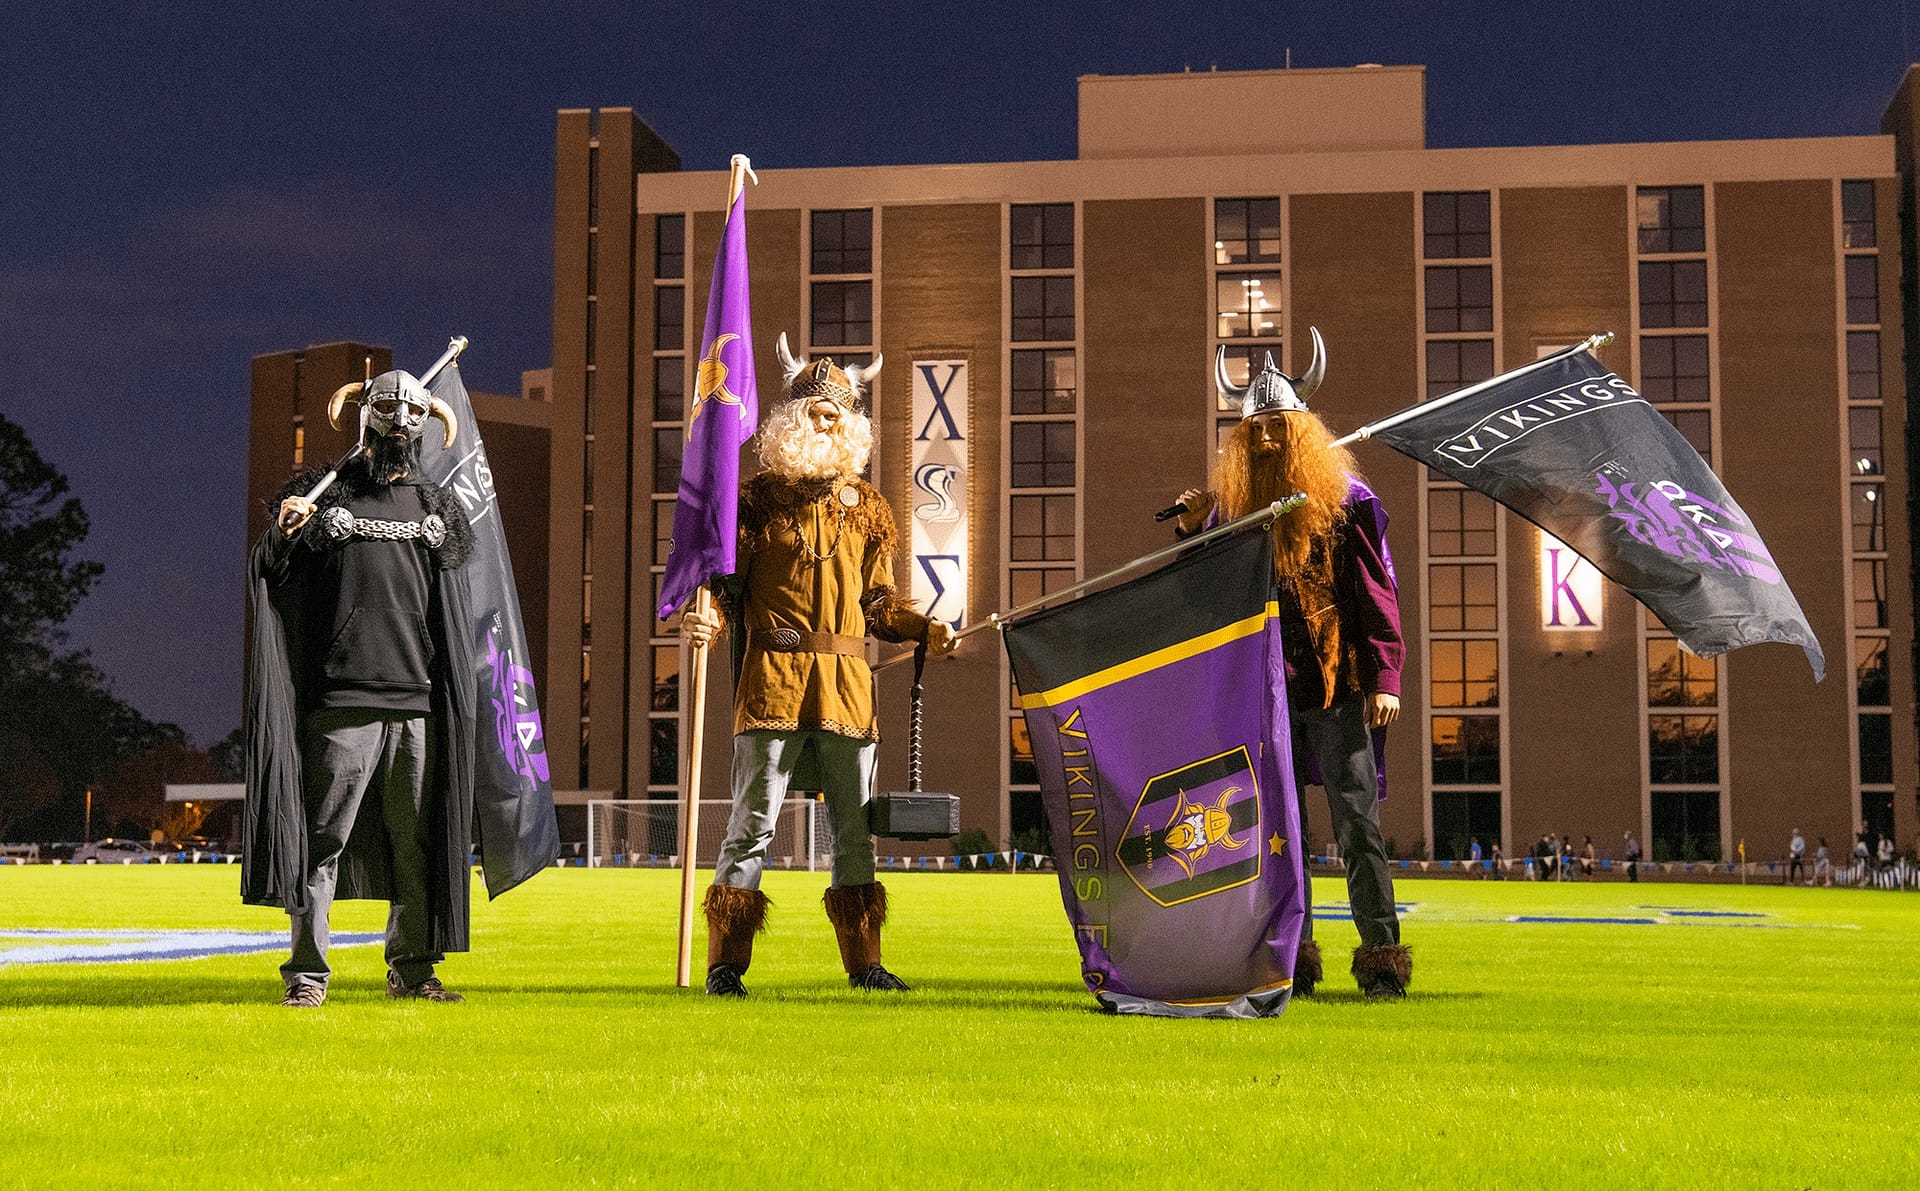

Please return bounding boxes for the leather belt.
[749,628,868,657]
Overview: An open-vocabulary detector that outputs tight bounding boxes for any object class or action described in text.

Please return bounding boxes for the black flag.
[1367,345,1824,681]
[420,363,560,891]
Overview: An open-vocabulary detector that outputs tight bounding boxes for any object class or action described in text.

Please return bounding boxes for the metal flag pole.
[873,494,1306,673]
[1329,331,1614,449]
[675,155,755,989]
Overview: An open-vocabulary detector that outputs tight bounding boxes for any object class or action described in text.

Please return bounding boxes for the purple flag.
[1004,527,1304,1018]
[659,173,757,619]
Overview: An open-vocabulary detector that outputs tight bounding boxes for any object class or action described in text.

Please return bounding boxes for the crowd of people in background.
[1444,823,1916,889]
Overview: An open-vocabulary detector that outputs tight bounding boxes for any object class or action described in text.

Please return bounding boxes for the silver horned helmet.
[328,368,458,449]
[774,332,882,411]
[1215,326,1327,420]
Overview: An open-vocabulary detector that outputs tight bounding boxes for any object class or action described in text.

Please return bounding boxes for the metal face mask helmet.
[1214,326,1327,421]
[328,369,458,448]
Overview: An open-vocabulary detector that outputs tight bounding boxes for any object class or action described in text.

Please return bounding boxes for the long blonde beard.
[1213,413,1356,577]
[755,400,873,480]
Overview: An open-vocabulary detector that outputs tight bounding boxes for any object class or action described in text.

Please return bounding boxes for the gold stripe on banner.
[1016,601,1279,710]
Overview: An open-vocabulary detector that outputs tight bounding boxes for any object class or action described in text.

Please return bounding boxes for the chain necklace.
[796,493,848,565]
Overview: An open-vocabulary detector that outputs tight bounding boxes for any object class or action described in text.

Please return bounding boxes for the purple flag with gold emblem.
[659,166,757,618]
[1004,527,1304,1018]
[1366,344,1824,680]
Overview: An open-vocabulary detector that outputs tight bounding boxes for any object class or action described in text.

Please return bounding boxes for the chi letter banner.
[1368,347,1824,680]
[1003,527,1303,1018]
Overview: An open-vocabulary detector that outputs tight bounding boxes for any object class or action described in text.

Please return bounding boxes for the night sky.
[1,1,1910,746]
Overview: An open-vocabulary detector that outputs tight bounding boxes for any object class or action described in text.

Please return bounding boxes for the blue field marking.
[1508,916,1662,925]
[1636,908,1769,918]
[0,929,382,966]
[1313,901,1418,920]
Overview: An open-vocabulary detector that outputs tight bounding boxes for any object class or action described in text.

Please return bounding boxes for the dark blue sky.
[0,1,1909,745]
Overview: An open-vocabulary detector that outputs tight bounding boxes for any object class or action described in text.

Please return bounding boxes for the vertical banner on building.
[910,359,969,628]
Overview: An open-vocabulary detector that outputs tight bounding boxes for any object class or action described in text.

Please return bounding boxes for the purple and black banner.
[1004,527,1304,1018]
[421,364,560,894]
[1369,348,1824,680]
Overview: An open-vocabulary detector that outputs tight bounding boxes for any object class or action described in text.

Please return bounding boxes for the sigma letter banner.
[1003,527,1303,1018]
[1369,347,1825,680]
[419,363,561,893]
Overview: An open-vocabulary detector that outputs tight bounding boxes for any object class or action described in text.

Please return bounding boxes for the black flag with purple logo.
[1367,344,1824,680]
[1004,526,1304,1018]
[420,363,560,892]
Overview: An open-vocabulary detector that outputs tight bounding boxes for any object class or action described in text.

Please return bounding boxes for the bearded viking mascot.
[683,335,956,997]
[1174,329,1411,999]
[245,364,547,1006]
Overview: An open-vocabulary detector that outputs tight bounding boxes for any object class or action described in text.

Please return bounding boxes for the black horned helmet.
[328,364,458,449]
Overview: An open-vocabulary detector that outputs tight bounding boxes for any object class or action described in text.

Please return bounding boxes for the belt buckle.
[768,627,802,650]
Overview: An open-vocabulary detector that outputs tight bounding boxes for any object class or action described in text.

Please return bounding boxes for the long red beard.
[1213,414,1355,577]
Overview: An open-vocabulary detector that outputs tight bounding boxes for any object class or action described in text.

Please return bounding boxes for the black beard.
[364,433,419,485]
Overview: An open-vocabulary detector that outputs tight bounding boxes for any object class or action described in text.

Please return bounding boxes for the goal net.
[586,798,829,870]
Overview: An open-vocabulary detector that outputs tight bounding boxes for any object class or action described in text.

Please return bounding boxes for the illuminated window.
[1009,716,1038,785]
[1851,483,1885,552]
[1431,715,1501,783]
[1214,198,1280,265]
[1216,271,1282,339]
[1854,559,1887,628]
[1430,640,1500,709]
[651,646,680,712]
[1011,350,1077,414]
[1647,639,1717,707]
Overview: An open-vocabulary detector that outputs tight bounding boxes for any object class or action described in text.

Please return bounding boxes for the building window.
[1636,185,1706,254]
[1647,639,1717,706]
[1841,180,1876,249]
[1851,482,1885,551]
[1012,276,1075,341]
[1009,567,1075,608]
[654,286,684,350]
[1846,331,1881,401]
[1010,203,1074,270]
[1844,256,1879,325]
[1649,715,1719,783]
[811,209,873,274]
[1430,639,1500,708]
[651,645,680,711]
[1425,339,1496,398]
[1010,421,1076,488]
[653,502,675,563]
[1660,409,1713,466]
[1010,494,1075,561]
[1423,192,1492,259]
[1431,790,1502,861]
[1639,335,1710,403]
[1428,488,1498,556]
[653,428,682,494]
[1651,790,1720,862]
[648,719,678,787]
[1424,266,1493,333]
[1429,563,1498,632]
[1214,198,1280,264]
[1858,713,1893,784]
[654,357,685,422]
[810,280,872,347]
[1855,637,1890,706]
[1010,349,1076,415]
[1431,716,1501,783]
[655,214,684,279]
[1854,559,1887,628]
[1639,261,1708,328]
[1214,271,1282,339]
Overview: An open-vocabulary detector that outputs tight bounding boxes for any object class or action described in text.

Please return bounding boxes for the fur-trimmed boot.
[1293,937,1323,998]
[703,884,769,997]
[823,882,910,991]
[1352,943,1412,999]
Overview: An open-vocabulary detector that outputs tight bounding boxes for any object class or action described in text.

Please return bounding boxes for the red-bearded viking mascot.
[1175,329,1412,998]
[683,335,956,998]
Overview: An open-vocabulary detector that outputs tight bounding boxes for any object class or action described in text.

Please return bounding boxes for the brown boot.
[1293,937,1322,998]
[823,882,910,991]
[1352,943,1412,999]
[703,884,770,997]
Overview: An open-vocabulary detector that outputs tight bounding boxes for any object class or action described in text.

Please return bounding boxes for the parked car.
[160,838,232,862]
[70,838,159,864]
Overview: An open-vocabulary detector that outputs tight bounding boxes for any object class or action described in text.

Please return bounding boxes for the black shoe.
[387,972,465,1003]
[705,964,749,998]
[848,964,911,992]
[279,982,326,1008]
[1362,972,1407,1000]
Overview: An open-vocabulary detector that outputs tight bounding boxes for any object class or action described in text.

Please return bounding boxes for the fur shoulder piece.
[740,473,897,555]
[843,479,896,555]
[417,483,475,570]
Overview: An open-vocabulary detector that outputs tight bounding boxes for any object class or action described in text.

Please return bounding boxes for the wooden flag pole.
[674,586,715,987]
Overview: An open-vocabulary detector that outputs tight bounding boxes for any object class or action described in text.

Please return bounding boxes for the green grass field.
[0,866,1912,1188]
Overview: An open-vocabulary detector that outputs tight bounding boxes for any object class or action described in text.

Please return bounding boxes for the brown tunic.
[724,473,930,741]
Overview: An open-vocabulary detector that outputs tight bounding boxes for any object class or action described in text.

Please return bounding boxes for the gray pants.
[1293,699,1401,949]
[713,729,877,890]
[282,709,441,991]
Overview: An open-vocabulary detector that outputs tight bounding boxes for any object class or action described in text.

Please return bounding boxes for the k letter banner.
[421,363,561,893]
[1369,348,1824,680]
[1003,528,1304,1018]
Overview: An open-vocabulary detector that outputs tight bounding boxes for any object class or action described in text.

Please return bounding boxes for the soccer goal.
[586,798,830,870]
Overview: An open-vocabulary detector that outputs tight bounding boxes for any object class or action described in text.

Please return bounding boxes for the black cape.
[242,466,555,952]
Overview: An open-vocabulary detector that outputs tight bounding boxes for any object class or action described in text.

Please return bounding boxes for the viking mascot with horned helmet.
[245,354,548,1007]
[683,335,956,998]
[1174,329,1413,999]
